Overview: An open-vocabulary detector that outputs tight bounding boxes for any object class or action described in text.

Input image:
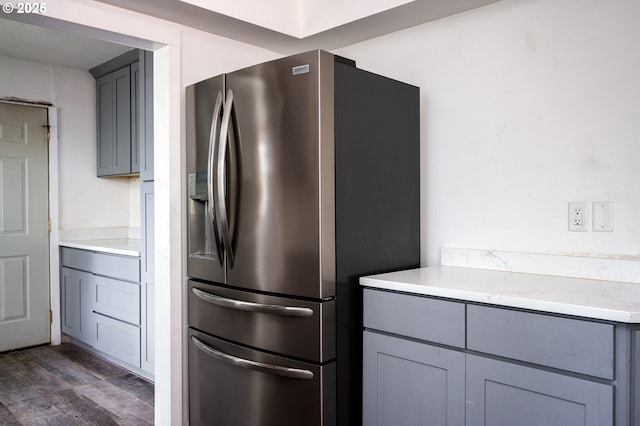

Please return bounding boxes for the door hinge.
[49,310,53,324]
[48,219,51,232]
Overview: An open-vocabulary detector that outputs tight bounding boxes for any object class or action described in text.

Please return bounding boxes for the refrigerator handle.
[191,336,314,380]
[216,89,236,268]
[207,91,224,266]
[191,287,314,318]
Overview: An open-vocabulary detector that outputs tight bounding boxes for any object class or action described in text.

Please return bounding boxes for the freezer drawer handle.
[192,287,313,318]
[191,336,314,380]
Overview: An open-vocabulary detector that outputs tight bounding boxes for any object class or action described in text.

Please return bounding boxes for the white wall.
[180,26,278,86]
[336,0,640,266]
[0,54,139,233]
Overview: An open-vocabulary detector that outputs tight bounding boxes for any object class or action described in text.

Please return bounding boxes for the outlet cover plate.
[568,201,588,232]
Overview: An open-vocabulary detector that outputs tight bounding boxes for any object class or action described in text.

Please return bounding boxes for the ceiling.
[0,17,132,69]
[0,0,501,69]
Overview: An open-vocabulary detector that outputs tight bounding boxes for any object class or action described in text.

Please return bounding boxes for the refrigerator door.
[186,75,226,283]
[223,50,336,299]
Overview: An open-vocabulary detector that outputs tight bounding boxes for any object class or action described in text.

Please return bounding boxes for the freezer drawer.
[188,329,336,426]
[188,281,335,363]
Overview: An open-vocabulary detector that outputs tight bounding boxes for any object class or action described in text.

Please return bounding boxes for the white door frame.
[48,106,61,345]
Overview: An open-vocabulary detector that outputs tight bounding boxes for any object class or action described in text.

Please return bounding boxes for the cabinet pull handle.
[191,287,313,318]
[192,336,314,380]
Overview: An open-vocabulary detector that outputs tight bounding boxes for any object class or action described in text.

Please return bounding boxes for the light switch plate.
[592,201,613,232]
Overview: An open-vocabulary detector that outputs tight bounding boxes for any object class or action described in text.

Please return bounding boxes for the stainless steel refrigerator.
[186,49,420,426]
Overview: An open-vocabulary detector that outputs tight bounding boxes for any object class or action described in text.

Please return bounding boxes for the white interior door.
[0,102,50,351]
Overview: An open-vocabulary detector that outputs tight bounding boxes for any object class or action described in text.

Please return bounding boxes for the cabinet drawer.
[61,247,140,282]
[363,289,465,348]
[94,313,141,368]
[467,305,614,379]
[94,275,140,325]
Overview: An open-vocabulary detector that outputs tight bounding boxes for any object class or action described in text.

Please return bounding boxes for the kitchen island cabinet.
[361,267,640,426]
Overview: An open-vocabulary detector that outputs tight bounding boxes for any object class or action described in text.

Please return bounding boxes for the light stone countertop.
[59,238,141,257]
[360,266,640,323]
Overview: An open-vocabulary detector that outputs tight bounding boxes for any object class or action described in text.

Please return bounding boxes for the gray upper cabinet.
[130,61,140,174]
[139,50,154,181]
[96,64,135,176]
[92,49,151,178]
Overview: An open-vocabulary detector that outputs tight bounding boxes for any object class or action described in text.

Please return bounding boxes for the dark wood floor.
[0,343,154,425]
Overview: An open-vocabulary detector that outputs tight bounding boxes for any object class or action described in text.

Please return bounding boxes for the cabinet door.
[130,61,140,174]
[96,73,114,176]
[633,330,639,426]
[363,330,465,426]
[466,354,613,426]
[139,50,154,181]
[112,66,132,175]
[96,66,132,177]
[61,267,95,345]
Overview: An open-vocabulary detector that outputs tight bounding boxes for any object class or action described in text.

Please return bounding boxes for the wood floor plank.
[107,373,155,405]
[5,396,75,426]
[0,344,154,425]
[26,347,101,386]
[44,388,123,426]
[48,344,129,380]
[77,381,154,426]
[0,400,21,426]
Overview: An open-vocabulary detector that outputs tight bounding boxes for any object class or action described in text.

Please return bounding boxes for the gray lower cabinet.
[60,247,146,374]
[363,288,635,426]
[466,354,613,426]
[363,330,465,426]
[61,267,95,345]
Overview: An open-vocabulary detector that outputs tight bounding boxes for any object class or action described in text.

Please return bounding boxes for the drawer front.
[189,329,335,426]
[94,313,141,368]
[94,275,140,325]
[363,289,465,348]
[188,281,335,363]
[61,247,140,282]
[467,305,614,379]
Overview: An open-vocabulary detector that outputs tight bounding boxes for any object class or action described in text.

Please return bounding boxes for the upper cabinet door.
[139,51,154,182]
[130,61,140,174]
[96,72,115,176]
[112,66,132,175]
[96,65,132,177]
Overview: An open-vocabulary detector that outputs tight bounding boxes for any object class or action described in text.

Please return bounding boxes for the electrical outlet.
[568,202,588,232]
